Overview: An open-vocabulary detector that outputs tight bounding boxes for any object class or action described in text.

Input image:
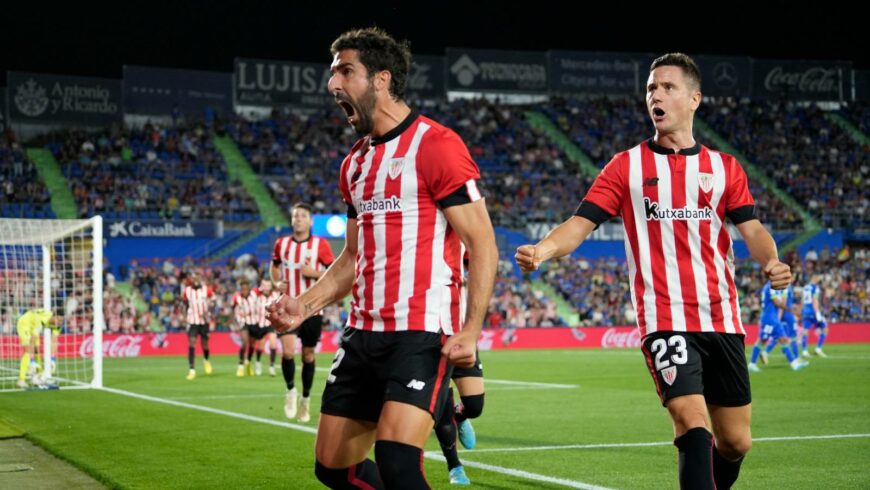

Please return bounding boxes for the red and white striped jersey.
[260,290,281,327]
[272,236,335,298]
[339,112,482,335]
[232,288,261,326]
[578,140,756,338]
[182,285,214,326]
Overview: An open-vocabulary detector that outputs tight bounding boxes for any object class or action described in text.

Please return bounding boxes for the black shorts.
[642,332,751,407]
[248,325,274,340]
[279,316,323,348]
[187,324,209,341]
[321,327,453,423]
[452,349,483,379]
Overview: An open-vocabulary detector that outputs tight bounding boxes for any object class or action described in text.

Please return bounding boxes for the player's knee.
[718,434,752,459]
[459,393,484,419]
[303,352,315,363]
[375,440,427,489]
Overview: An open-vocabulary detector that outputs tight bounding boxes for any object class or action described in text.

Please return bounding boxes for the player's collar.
[292,233,311,243]
[370,110,418,146]
[646,138,701,156]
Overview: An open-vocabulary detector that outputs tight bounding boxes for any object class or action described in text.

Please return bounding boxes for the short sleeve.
[416,128,481,202]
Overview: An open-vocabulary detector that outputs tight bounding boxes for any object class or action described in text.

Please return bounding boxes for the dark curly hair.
[331,27,411,101]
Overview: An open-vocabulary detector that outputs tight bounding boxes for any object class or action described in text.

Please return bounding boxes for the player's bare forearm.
[737,219,792,288]
[294,247,355,317]
[444,199,498,338]
[270,263,281,283]
[516,216,596,272]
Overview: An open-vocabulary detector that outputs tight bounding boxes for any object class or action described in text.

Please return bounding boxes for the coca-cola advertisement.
[6,324,866,359]
[752,60,851,101]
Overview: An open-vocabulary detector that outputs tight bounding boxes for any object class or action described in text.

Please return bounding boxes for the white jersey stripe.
[369,138,400,332]
[685,155,715,332]
[351,146,376,328]
[426,210,449,333]
[465,179,482,201]
[653,153,686,332]
[393,123,428,331]
[708,151,737,334]
[628,145,657,333]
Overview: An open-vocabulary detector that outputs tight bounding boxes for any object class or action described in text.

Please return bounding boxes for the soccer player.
[780,282,802,358]
[270,203,335,422]
[16,308,59,388]
[434,358,485,485]
[232,278,260,377]
[268,27,498,489]
[182,271,214,380]
[435,251,485,485]
[748,281,807,372]
[257,279,280,377]
[516,53,792,489]
[800,274,829,357]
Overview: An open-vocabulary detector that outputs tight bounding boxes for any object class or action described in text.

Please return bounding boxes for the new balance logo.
[644,177,659,187]
[406,379,426,391]
[644,197,713,221]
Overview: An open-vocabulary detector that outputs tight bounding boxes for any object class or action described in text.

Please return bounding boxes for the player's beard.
[337,83,376,137]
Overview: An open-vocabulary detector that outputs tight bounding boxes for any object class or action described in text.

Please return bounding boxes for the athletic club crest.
[388,158,405,179]
[698,173,714,194]
[661,366,678,386]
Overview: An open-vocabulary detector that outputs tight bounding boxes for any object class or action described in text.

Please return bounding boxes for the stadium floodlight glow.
[0,217,103,392]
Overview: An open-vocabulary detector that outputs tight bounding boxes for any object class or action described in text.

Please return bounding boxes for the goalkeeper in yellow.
[17,308,60,388]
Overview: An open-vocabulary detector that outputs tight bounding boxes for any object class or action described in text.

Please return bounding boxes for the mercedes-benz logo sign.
[712,62,738,89]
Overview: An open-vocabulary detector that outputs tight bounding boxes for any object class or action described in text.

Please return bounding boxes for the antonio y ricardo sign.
[8,72,121,125]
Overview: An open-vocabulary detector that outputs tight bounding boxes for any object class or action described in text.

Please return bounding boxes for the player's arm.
[736,219,791,289]
[442,198,498,367]
[268,220,358,332]
[516,216,597,272]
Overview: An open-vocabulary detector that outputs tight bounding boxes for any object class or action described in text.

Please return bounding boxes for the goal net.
[0,217,103,391]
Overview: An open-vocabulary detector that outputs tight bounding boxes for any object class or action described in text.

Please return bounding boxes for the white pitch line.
[425,453,611,490]
[99,385,604,489]
[454,433,870,454]
[98,386,317,434]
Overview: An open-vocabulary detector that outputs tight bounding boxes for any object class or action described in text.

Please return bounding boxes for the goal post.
[0,217,103,391]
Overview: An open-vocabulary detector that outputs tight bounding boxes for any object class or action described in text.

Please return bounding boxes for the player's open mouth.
[652,107,666,121]
[337,99,357,124]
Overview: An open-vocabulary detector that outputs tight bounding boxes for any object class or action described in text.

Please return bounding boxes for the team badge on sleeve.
[661,365,678,386]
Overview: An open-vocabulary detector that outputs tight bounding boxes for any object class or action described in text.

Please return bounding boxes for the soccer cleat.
[747,363,761,373]
[268,366,276,377]
[204,360,213,375]
[760,350,769,365]
[791,359,809,371]
[16,379,28,389]
[186,369,196,380]
[255,362,262,376]
[246,362,254,377]
[236,365,245,377]
[814,347,828,358]
[457,418,476,450]
[802,350,812,358]
[298,397,311,423]
[448,466,471,485]
[284,388,298,419]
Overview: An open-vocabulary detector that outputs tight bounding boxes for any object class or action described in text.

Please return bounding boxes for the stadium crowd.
[700,98,869,230]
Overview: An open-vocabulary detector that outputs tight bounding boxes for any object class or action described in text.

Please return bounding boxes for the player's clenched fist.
[265,293,304,334]
[515,244,542,272]
[764,259,792,290]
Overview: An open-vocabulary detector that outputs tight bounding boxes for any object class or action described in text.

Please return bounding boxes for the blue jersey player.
[778,283,801,359]
[749,281,808,372]
[800,275,828,358]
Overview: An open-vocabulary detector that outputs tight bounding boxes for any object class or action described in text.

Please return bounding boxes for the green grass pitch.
[1,344,868,488]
